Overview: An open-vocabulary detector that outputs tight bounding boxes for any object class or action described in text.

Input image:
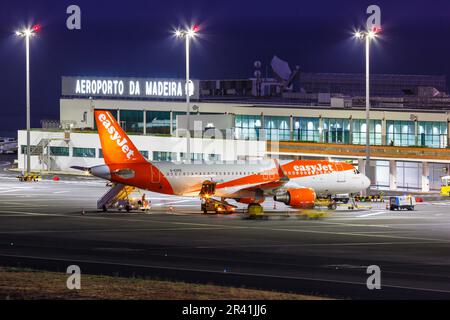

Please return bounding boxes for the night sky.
[2,0,450,136]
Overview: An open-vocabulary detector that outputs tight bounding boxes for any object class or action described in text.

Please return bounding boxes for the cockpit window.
[354,169,360,174]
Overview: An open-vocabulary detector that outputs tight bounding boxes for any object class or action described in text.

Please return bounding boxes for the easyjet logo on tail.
[98,113,134,160]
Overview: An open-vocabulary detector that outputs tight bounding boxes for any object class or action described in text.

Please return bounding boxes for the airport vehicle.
[74,111,370,214]
[0,137,18,154]
[440,176,450,196]
[332,193,350,204]
[388,196,416,211]
[17,172,41,182]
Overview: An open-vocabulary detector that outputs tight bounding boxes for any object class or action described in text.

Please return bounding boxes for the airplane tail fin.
[94,110,147,165]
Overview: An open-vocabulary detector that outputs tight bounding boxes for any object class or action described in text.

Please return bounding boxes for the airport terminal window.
[153,151,176,161]
[352,119,382,145]
[323,118,350,144]
[146,111,171,135]
[140,150,149,159]
[264,116,290,141]
[387,120,416,146]
[293,117,320,142]
[172,111,186,132]
[418,121,447,148]
[206,154,221,161]
[20,145,37,154]
[179,152,203,162]
[50,146,69,156]
[120,110,144,134]
[235,115,262,140]
[73,147,95,158]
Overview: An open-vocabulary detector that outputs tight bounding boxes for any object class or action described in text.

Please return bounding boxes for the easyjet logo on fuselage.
[98,113,134,160]
[293,163,334,175]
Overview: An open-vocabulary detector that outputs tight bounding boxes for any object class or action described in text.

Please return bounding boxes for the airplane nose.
[363,175,371,189]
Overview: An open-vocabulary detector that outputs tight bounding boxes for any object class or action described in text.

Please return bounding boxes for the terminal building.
[18,73,450,193]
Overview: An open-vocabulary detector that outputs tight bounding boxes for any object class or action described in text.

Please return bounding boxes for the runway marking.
[0,226,235,234]
[0,208,449,244]
[195,240,450,249]
[0,210,53,216]
[1,253,449,295]
[0,189,19,194]
[357,211,387,218]
[153,199,197,206]
[53,190,70,194]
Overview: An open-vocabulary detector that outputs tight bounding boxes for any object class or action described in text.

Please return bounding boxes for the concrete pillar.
[381,117,387,145]
[143,110,146,135]
[447,121,450,148]
[358,158,366,174]
[348,117,353,144]
[414,120,419,146]
[289,115,294,141]
[389,160,397,191]
[422,162,430,192]
[260,113,266,141]
[170,111,173,136]
[319,117,324,143]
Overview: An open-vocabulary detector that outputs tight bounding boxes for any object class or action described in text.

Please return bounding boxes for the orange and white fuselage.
[88,111,370,208]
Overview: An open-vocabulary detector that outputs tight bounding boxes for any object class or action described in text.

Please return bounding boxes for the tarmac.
[1,156,450,299]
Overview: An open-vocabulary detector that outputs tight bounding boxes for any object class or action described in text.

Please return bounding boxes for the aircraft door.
[337,164,346,183]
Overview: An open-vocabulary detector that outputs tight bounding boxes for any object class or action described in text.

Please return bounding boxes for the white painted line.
[357,211,387,218]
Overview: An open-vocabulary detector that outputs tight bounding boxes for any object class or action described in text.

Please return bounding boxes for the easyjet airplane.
[78,110,370,211]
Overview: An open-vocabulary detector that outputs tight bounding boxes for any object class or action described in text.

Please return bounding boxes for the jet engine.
[273,188,316,208]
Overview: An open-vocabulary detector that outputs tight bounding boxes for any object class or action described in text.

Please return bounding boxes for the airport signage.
[61,76,199,99]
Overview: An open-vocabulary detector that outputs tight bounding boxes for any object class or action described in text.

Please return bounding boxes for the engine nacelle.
[235,190,265,204]
[273,188,316,208]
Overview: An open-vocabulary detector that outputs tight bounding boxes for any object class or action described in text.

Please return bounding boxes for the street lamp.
[174,25,199,162]
[354,28,379,195]
[16,24,40,174]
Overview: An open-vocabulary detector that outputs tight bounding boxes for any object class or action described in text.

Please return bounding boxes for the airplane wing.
[215,159,291,197]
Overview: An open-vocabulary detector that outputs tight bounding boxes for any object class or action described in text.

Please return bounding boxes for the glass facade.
[73,147,96,158]
[397,161,422,190]
[179,152,204,162]
[153,151,176,161]
[264,116,290,141]
[120,110,144,134]
[50,146,69,156]
[387,120,416,146]
[235,115,262,140]
[323,118,350,144]
[352,119,382,145]
[418,121,447,148]
[293,117,320,142]
[140,150,149,159]
[146,111,171,135]
[20,145,37,154]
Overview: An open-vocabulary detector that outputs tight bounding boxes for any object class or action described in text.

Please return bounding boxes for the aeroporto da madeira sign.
[61,76,199,99]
